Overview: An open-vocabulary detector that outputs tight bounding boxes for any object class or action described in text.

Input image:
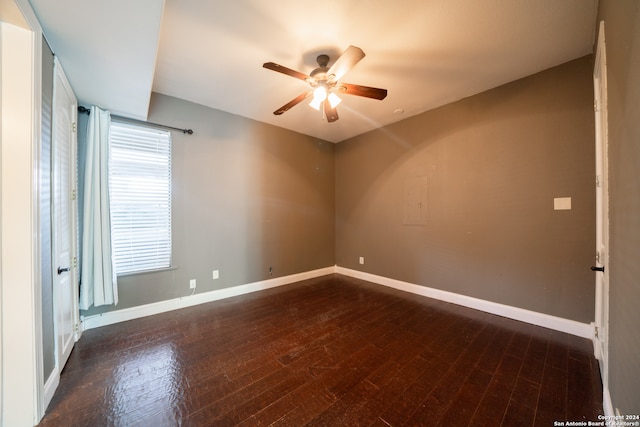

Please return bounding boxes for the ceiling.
[29,0,599,143]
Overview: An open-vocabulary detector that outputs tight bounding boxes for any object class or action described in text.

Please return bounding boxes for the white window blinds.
[109,121,172,275]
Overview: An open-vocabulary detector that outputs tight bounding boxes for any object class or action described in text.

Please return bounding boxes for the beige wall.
[83,94,335,316]
[336,56,596,323]
[597,0,640,415]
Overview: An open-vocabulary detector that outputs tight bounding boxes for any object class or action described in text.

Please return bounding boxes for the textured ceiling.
[30,0,599,143]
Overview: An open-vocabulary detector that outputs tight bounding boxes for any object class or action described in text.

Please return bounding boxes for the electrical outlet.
[212,270,219,280]
[189,279,196,289]
[359,256,365,265]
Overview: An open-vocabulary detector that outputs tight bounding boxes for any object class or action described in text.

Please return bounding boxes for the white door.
[593,20,610,397]
[52,58,79,370]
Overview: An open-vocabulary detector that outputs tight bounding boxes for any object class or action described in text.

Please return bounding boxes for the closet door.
[52,57,79,371]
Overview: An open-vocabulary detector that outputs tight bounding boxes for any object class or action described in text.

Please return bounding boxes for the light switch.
[554,197,572,210]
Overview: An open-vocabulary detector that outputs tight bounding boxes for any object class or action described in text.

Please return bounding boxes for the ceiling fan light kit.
[309,86,327,110]
[327,92,342,108]
[263,45,387,123]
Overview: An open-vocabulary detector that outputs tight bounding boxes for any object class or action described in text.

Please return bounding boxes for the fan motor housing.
[309,54,333,83]
[310,67,330,81]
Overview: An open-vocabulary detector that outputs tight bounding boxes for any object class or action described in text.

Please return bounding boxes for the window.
[109,121,172,275]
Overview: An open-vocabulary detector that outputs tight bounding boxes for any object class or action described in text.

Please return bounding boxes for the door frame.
[593,20,612,416]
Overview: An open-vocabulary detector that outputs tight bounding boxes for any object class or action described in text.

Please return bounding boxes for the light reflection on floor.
[105,342,186,426]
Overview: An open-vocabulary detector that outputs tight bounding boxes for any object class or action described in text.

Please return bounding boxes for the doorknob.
[591,266,605,273]
[57,266,70,275]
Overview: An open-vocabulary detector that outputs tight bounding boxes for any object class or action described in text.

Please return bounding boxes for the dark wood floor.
[39,274,603,426]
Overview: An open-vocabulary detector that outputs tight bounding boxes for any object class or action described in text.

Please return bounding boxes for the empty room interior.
[1,0,639,426]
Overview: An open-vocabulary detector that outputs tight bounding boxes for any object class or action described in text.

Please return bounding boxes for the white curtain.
[79,106,118,310]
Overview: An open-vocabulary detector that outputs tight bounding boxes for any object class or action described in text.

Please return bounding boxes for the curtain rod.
[78,106,194,135]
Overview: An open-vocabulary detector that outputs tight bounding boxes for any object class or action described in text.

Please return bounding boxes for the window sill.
[116,265,178,278]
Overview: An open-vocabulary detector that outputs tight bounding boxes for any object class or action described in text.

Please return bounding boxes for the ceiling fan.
[263,45,387,122]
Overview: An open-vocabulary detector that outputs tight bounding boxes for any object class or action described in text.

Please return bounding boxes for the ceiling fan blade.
[263,62,311,81]
[273,91,312,115]
[324,99,339,122]
[327,45,365,81]
[338,82,388,100]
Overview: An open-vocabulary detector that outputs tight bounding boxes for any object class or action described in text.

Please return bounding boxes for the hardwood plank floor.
[38,274,603,426]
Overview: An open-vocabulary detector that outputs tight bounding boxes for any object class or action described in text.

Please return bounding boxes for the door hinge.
[74,323,80,333]
[596,175,601,188]
[72,189,76,201]
[595,251,601,264]
[595,326,599,338]
[72,256,78,268]
[72,122,77,133]
[594,100,598,113]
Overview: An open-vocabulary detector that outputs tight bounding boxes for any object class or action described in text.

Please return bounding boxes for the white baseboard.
[42,369,59,413]
[336,267,594,339]
[81,266,335,331]
[82,265,594,341]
